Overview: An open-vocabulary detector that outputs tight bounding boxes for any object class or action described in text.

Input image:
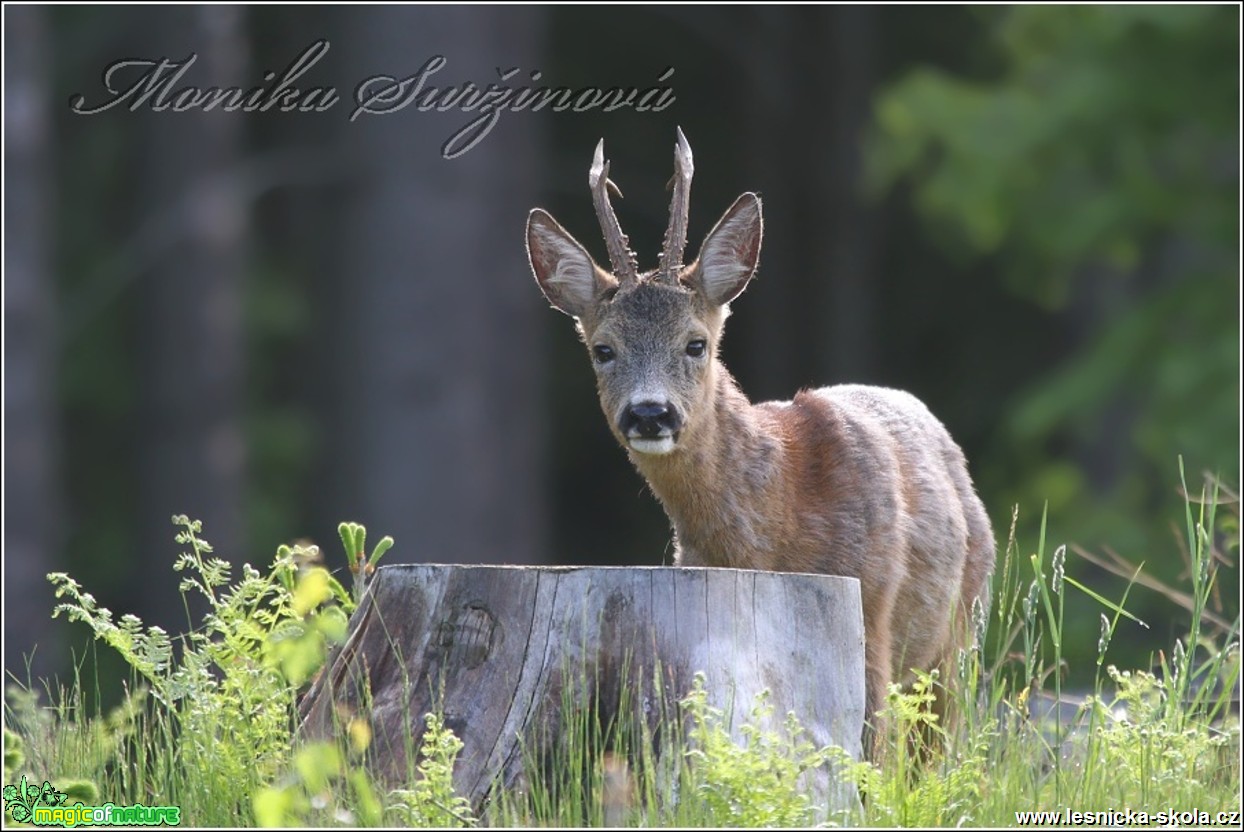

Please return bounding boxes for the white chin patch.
[628,437,676,456]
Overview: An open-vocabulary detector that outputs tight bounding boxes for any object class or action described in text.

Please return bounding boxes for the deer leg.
[861,588,896,762]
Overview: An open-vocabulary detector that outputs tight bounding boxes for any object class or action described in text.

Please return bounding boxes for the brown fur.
[525,140,996,755]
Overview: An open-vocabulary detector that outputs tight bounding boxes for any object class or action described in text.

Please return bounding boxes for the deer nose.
[620,401,681,438]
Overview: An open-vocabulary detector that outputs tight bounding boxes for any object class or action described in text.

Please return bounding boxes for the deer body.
[526,130,995,745]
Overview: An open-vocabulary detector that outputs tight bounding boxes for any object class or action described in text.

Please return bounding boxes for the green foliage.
[47,517,335,818]
[869,5,1239,679]
[832,674,989,827]
[253,739,385,827]
[831,475,1238,826]
[13,496,1240,827]
[3,677,123,817]
[4,727,25,785]
[254,700,476,828]
[21,516,472,828]
[36,517,377,824]
[680,675,833,827]
[338,521,395,607]
[385,713,476,827]
[870,6,1236,298]
[1075,665,1236,808]
[490,663,846,829]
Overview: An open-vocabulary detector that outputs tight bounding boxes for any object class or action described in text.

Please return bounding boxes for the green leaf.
[337,522,355,561]
[369,536,394,567]
[1063,575,1148,628]
[292,568,333,616]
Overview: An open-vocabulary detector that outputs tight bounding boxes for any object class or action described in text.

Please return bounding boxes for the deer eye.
[592,345,615,364]
[686,339,707,358]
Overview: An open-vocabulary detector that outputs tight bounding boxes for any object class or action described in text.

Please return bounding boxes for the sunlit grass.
[5,468,1239,827]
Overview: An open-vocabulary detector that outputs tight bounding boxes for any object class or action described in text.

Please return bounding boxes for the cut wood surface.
[299,564,865,814]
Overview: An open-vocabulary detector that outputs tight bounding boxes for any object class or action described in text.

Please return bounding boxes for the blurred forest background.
[4,5,1239,694]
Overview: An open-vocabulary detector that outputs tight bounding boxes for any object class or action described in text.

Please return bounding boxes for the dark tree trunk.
[4,4,62,680]
[735,8,880,394]
[315,7,549,566]
[134,6,249,630]
[813,6,880,383]
[737,9,806,402]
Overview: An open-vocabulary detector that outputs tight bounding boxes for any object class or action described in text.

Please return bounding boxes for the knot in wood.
[437,603,497,668]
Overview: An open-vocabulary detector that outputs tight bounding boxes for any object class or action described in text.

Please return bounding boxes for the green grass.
[4,470,1240,827]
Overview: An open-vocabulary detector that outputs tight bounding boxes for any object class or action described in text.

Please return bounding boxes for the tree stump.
[299,564,865,816]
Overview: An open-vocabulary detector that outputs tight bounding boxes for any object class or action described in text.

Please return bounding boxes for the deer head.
[526,129,763,456]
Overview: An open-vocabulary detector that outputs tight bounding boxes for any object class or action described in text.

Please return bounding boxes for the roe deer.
[525,129,995,754]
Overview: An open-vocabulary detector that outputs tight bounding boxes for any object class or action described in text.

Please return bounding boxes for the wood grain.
[300,564,865,815]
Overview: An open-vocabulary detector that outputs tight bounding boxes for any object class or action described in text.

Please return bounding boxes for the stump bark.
[300,564,865,816]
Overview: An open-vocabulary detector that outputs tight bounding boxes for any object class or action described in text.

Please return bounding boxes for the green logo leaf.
[40,780,68,807]
[5,776,35,822]
[5,775,70,822]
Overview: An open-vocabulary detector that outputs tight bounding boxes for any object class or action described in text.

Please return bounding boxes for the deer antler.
[589,140,639,286]
[657,127,694,283]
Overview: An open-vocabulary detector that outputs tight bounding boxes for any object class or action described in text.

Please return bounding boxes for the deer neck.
[626,366,782,568]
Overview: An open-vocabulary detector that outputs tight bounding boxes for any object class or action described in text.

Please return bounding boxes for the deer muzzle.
[619,401,682,455]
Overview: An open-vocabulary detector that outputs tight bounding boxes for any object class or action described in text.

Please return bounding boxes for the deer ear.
[686,193,763,306]
[527,209,617,318]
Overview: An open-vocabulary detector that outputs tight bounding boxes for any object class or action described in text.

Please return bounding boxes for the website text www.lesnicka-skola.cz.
[1015,808,1240,827]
